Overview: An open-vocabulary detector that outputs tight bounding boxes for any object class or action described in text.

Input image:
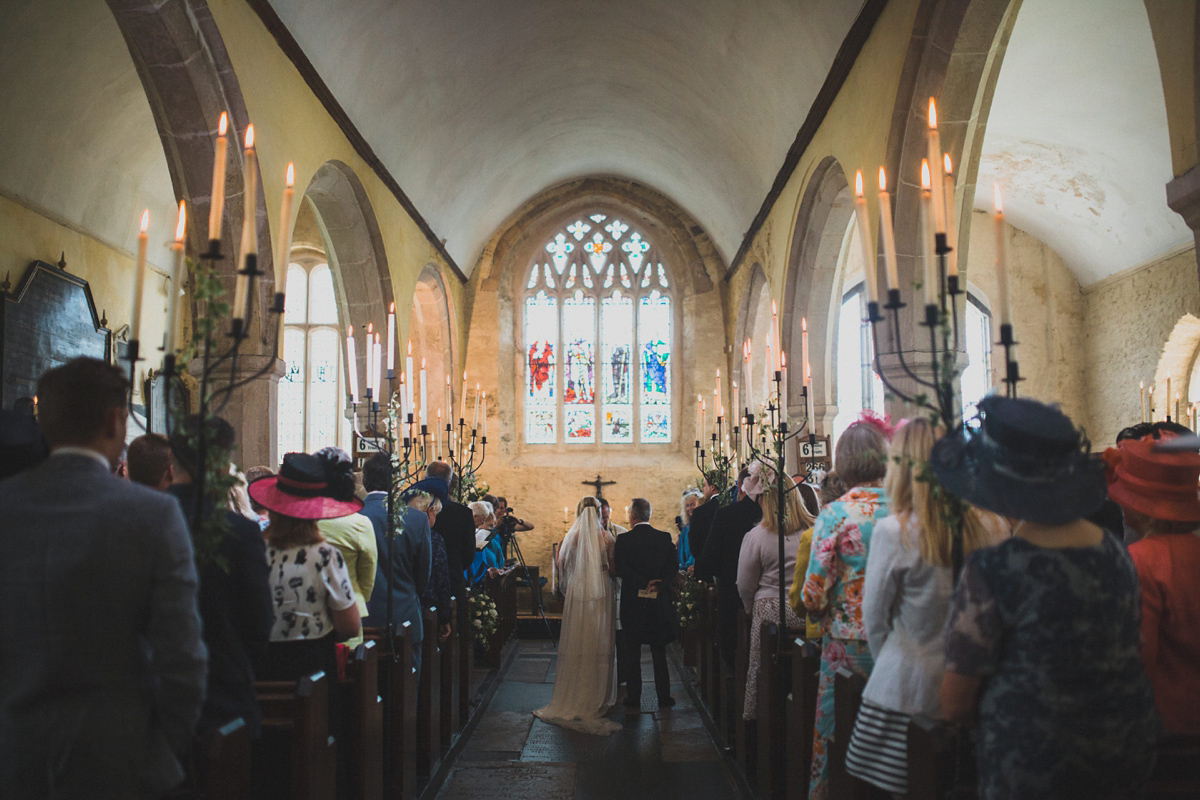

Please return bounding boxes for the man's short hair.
[599,497,610,509]
[630,497,651,522]
[495,496,507,507]
[127,433,172,487]
[704,470,721,488]
[36,358,128,447]
[426,460,453,484]
[169,414,236,478]
[363,452,391,492]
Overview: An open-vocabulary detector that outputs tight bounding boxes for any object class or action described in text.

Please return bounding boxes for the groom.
[614,497,679,709]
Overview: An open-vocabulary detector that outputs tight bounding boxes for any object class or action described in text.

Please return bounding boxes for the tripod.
[498,520,556,641]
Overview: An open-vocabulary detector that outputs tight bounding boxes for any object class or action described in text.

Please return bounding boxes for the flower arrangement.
[674,570,704,632]
[470,591,499,641]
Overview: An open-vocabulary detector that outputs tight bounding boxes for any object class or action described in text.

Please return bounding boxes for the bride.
[533,496,622,735]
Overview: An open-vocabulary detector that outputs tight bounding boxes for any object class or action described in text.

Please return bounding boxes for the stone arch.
[1156,313,1200,416]
[733,263,773,418]
[781,157,855,434]
[410,263,458,426]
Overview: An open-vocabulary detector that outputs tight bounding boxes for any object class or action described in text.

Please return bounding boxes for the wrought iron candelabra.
[438,414,487,502]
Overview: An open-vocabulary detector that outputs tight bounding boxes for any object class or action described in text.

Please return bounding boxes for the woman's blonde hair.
[759,469,815,535]
[680,489,703,525]
[407,491,433,512]
[885,418,990,567]
[577,496,602,516]
[264,511,323,549]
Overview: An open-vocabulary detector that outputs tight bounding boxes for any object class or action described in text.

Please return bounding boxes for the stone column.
[1167,164,1200,281]
[189,353,285,468]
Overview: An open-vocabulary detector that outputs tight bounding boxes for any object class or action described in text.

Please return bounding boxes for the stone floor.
[436,641,744,800]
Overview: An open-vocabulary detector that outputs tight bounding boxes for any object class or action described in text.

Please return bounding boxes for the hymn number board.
[0,259,111,409]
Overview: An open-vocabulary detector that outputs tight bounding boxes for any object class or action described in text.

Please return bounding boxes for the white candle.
[481,391,487,438]
[765,332,773,404]
[374,333,383,403]
[695,395,702,441]
[1149,386,1155,421]
[920,159,937,308]
[731,382,739,433]
[1140,381,1146,424]
[436,409,442,458]
[385,303,396,377]
[942,154,958,277]
[131,210,149,342]
[744,339,754,416]
[700,398,707,447]
[473,383,481,430]
[927,98,946,234]
[346,325,359,404]
[275,163,295,280]
[207,112,228,242]
[234,125,257,323]
[398,371,407,420]
[779,351,788,420]
[166,202,186,355]
[365,323,375,395]
[1167,372,1172,414]
[802,317,810,395]
[713,388,719,438]
[445,375,452,430]
[806,362,815,424]
[459,371,467,426]
[771,300,781,372]
[420,359,428,426]
[715,369,722,420]
[853,170,879,304]
[993,184,1011,327]
[878,168,900,292]
[406,341,415,414]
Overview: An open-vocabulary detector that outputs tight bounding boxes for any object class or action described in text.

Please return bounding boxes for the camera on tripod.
[494,507,519,543]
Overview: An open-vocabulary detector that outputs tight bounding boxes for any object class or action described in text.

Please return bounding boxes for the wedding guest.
[167,415,272,739]
[0,405,48,480]
[468,499,503,586]
[412,479,453,643]
[801,419,891,800]
[314,447,378,647]
[601,496,633,683]
[127,432,174,489]
[937,396,1157,799]
[427,461,475,628]
[789,470,846,641]
[697,467,762,667]
[227,466,258,523]
[844,419,998,795]
[0,357,205,797]
[737,463,813,719]
[1105,434,1200,734]
[677,488,703,569]
[250,453,362,683]
[244,465,274,530]
[361,452,432,673]
[686,472,721,560]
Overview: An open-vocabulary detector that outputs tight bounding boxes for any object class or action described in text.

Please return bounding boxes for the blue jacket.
[363,493,432,643]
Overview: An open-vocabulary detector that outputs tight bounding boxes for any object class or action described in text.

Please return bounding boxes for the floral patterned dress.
[945,532,1159,800]
[800,486,890,800]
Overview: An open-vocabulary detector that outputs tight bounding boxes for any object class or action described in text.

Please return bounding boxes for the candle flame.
[943,153,953,175]
[218,112,228,136]
[348,324,354,336]
[802,317,807,332]
[421,357,426,368]
[375,332,380,344]
[1140,380,1144,389]
[780,351,787,368]
[482,390,486,399]
[716,369,720,378]
[174,201,187,241]
[367,322,373,334]
[408,340,413,355]
[855,170,863,197]
[921,160,931,190]
[806,363,812,381]
[878,167,887,192]
[928,97,938,129]
[476,382,480,391]
[244,124,255,149]
[286,162,295,187]
[463,370,467,382]
[446,375,450,386]
[390,301,395,313]
[139,209,149,233]
[993,183,1004,214]
[772,299,778,315]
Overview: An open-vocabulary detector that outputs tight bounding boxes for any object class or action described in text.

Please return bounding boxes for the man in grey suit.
[0,358,207,798]
[362,452,432,675]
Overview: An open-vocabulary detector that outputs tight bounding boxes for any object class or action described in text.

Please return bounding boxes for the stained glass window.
[523,216,673,444]
[278,262,349,456]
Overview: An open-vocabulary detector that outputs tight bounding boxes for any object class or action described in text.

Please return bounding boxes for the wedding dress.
[533,502,621,735]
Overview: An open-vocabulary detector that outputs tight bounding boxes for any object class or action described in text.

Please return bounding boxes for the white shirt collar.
[51,446,112,471]
[366,490,388,499]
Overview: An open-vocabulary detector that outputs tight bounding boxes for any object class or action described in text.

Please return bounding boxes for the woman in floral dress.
[801,419,892,800]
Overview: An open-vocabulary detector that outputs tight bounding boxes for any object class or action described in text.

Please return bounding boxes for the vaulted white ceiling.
[974,0,1191,287]
[267,0,866,274]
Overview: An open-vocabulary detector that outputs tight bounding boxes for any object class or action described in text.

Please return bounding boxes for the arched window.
[278,263,350,455]
[523,215,673,445]
[960,294,994,420]
[832,283,885,442]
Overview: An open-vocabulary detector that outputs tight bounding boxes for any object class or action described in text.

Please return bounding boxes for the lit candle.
[386,302,396,377]
[806,362,815,424]
[731,381,739,433]
[715,369,722,422]
[695,395,702,441]
[398,371,406,420]
[406,341,415,414]
[943,154,958,277]
[927,98,946,234]
[744,339,754,415]
[275,163,295,281]
[374,332,383,403]
[459,370,467,426]
[1140,381,1146,424]
[1175,392,1181,423]
[765,332,773,403]
[779,350,788,418]
[1167,372,1172,415]
[233,124,257,323]
[700,398,707,447]
[131,210,149,342]
[166,202,186,355]
[713,388,719,438]
[771,300,781,372]
[420,358,428,426]
[994,184,1012,327]
[481,391,487,438]
[366,323,376,395]
[445,375,453,430]
[853,170,879,304]
[1149,385,1155,421]
[207,112,228,242]
[473,382,481,430]
[346,325,359,404]
[878,168,900,292]
[920,159,937,308]
[801,316,810,396]
[563,506,569,524]
[436,409,442,458]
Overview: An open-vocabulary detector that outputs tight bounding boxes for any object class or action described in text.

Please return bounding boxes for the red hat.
[248,452,363,520]
[1105,435,1200,522]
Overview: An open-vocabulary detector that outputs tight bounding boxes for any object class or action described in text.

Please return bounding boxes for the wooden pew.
[755,621,788,800]
[439,598,460,753]
[704,586,723,728]
[830,669,890,800]
[364,623,418,800]
[786,638,821,800]
[417,607,441,777]
[193,717,251,800]
[346,641,383,800]
[906,715,977,800]
[458,596,473,727]
[482,570,517,667]
[254,671,337,800]
[697,583,712,706]
[734,607,756,778]
[1148,734,1200,799]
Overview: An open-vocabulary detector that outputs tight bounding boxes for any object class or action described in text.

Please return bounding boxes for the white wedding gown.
[533,508,621,735]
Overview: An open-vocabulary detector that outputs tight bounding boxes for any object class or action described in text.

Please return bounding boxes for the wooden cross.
[582,473,616,498]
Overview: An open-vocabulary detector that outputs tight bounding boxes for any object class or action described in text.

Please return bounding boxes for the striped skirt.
[845,699,911,796]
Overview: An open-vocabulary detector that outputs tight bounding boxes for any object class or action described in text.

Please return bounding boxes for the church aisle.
[436,641,743,800]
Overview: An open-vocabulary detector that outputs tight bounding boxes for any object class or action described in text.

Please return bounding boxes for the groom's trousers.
[620,638,671,703]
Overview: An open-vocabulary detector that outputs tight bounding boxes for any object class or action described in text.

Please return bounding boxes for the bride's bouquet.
[470,591,499,641]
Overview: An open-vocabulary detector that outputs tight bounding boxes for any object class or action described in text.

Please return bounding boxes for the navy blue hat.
[409,476,449,503]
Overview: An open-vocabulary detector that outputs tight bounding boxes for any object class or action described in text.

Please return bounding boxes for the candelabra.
[438,414,487,502]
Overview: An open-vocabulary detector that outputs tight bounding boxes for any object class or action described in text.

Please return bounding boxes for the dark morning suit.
[167,483,273,738]
[433,498,476,627]
[614,522,679,704]
[696,495,762,666]
[364,497,432,672]
[0,453,207,798]
[686,496,720,567]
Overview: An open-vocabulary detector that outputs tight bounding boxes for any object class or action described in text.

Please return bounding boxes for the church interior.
[3,0,1200,798]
